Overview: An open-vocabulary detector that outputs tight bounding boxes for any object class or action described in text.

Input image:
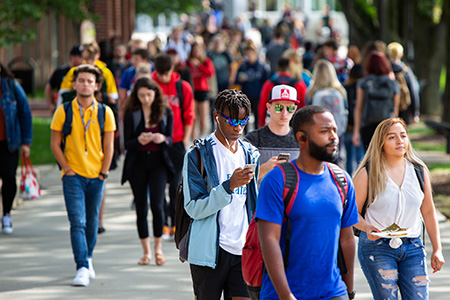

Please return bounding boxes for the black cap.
[70,45,82,56]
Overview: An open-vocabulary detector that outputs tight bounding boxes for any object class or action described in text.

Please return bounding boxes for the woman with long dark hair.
[352,51,399,149]
[353,118,444,299]
[121,77,174,266]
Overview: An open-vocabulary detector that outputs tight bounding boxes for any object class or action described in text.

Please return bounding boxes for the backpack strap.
[412,162,425,192]
[325,162,349,275]
[326,162,348,208]
[61,101,73,152]
[176,79,184,123]
[97,102,106,142]
[277,162,300,220]
[276,162,300,269]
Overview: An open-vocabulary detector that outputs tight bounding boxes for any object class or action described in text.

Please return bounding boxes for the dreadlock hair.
[214,89,251,120]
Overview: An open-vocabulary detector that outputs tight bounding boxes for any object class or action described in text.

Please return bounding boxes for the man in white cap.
[244,84,300,179]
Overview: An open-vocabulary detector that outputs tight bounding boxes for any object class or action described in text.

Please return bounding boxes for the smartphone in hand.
[277,153,290,162]
[243,164,257,172]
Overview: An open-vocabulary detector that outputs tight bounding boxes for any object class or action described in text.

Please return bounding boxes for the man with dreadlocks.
[182,89,260,300]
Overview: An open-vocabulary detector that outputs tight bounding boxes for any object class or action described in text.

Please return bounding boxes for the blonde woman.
[353,118,444,300]
[282,48,312,87]
[306,59,348,138]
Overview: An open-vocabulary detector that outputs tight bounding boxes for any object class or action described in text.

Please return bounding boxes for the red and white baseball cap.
[269,84,299,103]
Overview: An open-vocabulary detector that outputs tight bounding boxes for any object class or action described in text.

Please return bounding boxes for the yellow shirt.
[58,60,118,106]
[51,99,116,178]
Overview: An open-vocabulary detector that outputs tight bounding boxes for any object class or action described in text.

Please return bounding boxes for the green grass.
[408,126,435,136]
[28,117,55,165]
[411,141,446,152]
[428,162,450,172]
[440,67,446,94]
[27,87,45,100]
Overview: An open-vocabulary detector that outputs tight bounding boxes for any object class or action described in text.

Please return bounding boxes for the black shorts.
[190,247,249,300]
[194,91,210,102]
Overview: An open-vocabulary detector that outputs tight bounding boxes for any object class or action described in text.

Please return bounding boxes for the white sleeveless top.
[365,160,424,238]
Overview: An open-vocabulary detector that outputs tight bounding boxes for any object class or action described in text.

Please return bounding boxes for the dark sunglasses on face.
[217,111,249,127]
[274,104,296,113]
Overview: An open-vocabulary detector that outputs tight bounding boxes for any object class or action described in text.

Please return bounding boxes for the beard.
[308,139,339,163]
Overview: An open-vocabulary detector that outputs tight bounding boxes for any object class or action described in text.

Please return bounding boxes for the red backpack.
[241,162,348,297]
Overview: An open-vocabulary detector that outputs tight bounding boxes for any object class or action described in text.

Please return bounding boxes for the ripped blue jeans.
[358,231,428,300]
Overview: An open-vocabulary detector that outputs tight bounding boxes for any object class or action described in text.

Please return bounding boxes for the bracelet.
[99,172,108,179]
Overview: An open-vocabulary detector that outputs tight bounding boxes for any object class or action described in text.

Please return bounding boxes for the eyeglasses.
[217,111,249,127]
[274,104,296,113]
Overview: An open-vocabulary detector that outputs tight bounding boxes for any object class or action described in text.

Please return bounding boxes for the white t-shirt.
[365,160,424,237]
[211,134,248,255]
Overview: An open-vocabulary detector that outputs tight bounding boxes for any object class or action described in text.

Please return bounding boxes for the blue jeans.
[358,232,428,300]
[344,131,364,173]
[63,174,105,270]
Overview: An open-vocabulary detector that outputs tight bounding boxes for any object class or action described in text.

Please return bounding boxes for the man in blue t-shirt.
[256,105,359,300]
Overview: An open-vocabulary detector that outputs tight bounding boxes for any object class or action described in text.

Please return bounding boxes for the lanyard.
[78,101,95,157]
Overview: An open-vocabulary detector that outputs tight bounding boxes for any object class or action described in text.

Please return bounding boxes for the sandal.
[155,252,166,266]
[138,255,151,265]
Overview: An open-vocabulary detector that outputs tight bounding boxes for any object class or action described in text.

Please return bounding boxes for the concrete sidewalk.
[1,159,450,299]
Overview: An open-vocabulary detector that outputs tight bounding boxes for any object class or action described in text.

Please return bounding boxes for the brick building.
[0,0,135,91]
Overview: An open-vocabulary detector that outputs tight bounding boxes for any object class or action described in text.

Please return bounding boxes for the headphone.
[216,116,219,122]
[301,135,306,142]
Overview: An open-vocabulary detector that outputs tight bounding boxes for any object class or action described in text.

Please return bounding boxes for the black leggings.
[0,141,19,216]
[129,151,168,239]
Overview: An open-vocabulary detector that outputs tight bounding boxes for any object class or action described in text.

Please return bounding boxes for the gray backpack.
[311,88,348,136]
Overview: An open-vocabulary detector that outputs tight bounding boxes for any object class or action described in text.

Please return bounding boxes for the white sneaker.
[2,214,13,234]
[88,258,95,279]
[72,267,90,286]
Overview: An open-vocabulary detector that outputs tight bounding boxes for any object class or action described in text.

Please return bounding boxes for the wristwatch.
[99,172,108,179]
[348,290,356,299]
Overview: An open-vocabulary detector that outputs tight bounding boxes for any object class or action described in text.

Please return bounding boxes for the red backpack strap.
[276,162,300,220]
[275,162,300,270]
[325,162,348,209]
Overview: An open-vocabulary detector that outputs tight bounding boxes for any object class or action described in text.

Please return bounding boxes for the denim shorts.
[358,231,428,300]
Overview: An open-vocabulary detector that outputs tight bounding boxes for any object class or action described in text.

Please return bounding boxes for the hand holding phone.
[277,153,290,162]
[243,164,257,172]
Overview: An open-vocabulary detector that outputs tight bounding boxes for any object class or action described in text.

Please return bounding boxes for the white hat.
[269,84,298,103]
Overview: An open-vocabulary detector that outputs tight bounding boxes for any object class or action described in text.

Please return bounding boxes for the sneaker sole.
[3,228,14,234]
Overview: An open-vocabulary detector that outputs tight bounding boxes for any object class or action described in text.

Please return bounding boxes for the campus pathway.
[1,156,450,299]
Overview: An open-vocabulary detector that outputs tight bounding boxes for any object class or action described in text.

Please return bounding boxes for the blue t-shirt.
[119,66,136,91]
[255,162,359,300]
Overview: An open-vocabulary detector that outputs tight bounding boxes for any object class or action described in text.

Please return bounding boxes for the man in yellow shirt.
[50,64,116,287]
[57,42,119,106]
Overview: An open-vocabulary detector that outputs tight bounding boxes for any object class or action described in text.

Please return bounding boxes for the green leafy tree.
[338,0,445,116]
[136,0,199,18]
[0,0,93,47]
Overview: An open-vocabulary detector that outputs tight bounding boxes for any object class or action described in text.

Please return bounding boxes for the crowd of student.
[0,3,445,299]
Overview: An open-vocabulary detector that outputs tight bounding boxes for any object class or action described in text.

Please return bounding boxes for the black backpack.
[362,76,395,125]
[174,145,206,262]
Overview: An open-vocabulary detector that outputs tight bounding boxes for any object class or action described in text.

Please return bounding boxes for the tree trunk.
[443,1,450,122]
[412,5,445,116]
[337,0,377,48]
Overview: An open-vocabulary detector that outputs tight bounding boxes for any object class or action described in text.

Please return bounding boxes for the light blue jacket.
[0,78,32,152]
[182,134,260,268]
